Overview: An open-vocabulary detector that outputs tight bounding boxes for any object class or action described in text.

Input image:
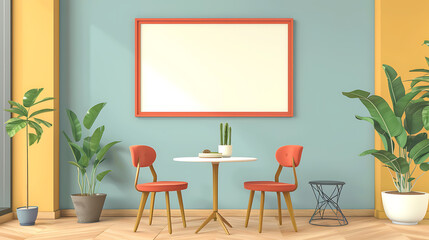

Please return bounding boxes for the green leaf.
[28,133,38,146]
[422,106,429,130]
[410,139,429,160]
[82,136,91,157]
[5,117,24,124]
[407,133,427,151]
[69,142,89,168]
[395,126,407,148]
[359,95,403,137]
[426,57,429,67]
[63,131,81,162]
[410,69,429,73]
[394,90,421,117]
[66,109,82,142]
[94,158,105,166]
[367,150,396,163]
[420,163,429,171]
[23,88,43,107]
[28,121,43,143]
[8,101,28,117]
[420,92,429,99]
[344,90,403,137]
[424,40,429,47]
[404,100,429,134]
[411,85,429,92]
[83,103,106,129]
[408,178,415,182]
[5,108,27,117]
[96,141,120,161]
[409,76,429,87]
[362,149,404,173]
[96,170,111,182]
[342,90,370,99]
[414,152,429,165]
[68,161,85,174]
[5,119,27,137]
[34,118,52,128]
[359,149,378,156]
[90,126,105,154]
[390,157,409,174]
[29,108,55,118]
[355,116,392,152]
[33,97,54,106]
[383,64,398,82]
[383,65,405,106]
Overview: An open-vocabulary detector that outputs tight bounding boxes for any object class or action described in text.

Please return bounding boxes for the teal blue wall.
[60,0,375,210]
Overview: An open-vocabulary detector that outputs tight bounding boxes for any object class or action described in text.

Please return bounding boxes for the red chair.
[130,145,188,234]
[244,145,303,233]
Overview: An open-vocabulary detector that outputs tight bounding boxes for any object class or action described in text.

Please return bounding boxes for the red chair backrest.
[129,145,157,167]
[275,145,303,167]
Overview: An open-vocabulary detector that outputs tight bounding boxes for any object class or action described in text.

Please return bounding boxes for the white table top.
[173,157,257,163]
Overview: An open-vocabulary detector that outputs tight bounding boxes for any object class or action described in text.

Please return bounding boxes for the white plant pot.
[218,145,232,157]
[381,191,429,225]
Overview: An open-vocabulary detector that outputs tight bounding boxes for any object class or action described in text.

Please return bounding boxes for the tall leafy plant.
[343,41,429,193]
[63,103,120,195]
[4,88,54,208]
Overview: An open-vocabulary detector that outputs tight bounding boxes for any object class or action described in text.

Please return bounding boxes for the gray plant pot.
[71,193,106,223]
[16,206,38,226]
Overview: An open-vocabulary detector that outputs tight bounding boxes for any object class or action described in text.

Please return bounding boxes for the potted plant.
[343,40,429,225]
[218,122,232,157]
[4,88,54,226]
[63,103,120,223]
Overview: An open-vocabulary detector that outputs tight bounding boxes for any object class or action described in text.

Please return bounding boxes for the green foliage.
[4,88,53,143]
[63,103,120,195]
[343,41,429,192]
[83,103,106,129]
[219,122,232,145]
[3,88,54,208]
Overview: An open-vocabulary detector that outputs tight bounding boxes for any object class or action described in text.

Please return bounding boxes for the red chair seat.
[136,181,188,192]
[244,181,297,192]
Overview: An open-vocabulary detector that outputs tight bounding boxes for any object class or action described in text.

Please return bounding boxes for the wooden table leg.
[195,162,231,235]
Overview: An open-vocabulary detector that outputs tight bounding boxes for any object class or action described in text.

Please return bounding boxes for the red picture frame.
[135,18,294,117]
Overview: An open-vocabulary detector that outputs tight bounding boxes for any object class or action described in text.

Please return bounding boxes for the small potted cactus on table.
[218,123,232,157]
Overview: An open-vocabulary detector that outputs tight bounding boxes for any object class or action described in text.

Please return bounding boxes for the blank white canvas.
[140,24,289,112]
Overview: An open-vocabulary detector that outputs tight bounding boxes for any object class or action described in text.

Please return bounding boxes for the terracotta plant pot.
[71,193,106,223]
[382,191,429,225]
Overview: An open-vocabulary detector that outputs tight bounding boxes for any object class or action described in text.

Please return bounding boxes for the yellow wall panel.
[12,0,59,216]
[375,0,429,218]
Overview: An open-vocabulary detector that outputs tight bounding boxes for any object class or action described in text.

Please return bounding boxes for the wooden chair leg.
[245,190,255,227]
[134,192,149,232]
[177,190,186,228]
[283,192,298,232]
[149,192,156,225]
[277,192,282,225]
[259,191,265,233]
[165,191,172,234]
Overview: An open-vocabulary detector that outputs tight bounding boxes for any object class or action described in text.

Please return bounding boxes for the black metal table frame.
[309,182,348,226]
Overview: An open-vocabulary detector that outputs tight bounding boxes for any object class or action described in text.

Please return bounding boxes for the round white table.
[173,157,257,235]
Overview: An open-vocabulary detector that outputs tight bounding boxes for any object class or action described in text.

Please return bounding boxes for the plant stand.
[309,181,348,226]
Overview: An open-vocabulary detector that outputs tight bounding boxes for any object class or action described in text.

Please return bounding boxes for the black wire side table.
[309,181,348,226]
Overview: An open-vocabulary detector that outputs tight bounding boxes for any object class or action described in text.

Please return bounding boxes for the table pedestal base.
[195,163,232,235]
[195,211,232,234]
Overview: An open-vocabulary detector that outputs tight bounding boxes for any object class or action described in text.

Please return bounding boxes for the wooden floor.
[0,216,428,240]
